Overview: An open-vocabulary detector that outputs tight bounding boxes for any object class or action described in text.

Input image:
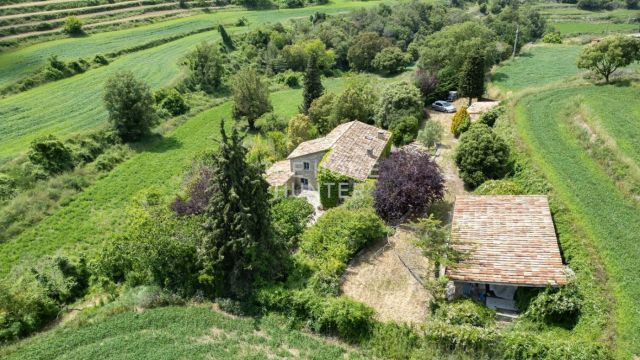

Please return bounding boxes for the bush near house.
[451,107,471,138]
[455,124,510,188]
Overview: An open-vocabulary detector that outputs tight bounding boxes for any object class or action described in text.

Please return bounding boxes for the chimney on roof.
[377,130,385,139]
[367,148,374,157]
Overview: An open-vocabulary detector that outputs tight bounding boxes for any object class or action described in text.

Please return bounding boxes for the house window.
[300,178,309,189]
[303,162,310,170]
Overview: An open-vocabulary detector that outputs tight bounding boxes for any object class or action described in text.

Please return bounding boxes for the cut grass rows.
[0,306,363,360]
[515,85,640,358]
[0,0,382,164]
[0,76,351,276]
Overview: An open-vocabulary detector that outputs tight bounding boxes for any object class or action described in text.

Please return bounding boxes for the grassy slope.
[515,86,640,359]
[0,306,363,360]
[0,77,352,276]
[552,21,639,35]
[496,42,640,357]
[0,0,381,164]
[491,44,582,93]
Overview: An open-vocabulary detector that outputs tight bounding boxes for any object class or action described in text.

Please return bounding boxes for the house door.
[300,178,309,190]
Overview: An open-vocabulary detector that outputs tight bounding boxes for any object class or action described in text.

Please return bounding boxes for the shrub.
[451,107,471,138]
[332,76,377,125]
[389,115,419,146]
[284,0,303,8]
[93,144,129,172]
[0,256,88,341]
[434,299,496,327]
[478,106,502,127]
[103,71,158,142]
[186,42,225,93]
[417,120,444,149]
[374,150,445,223]
[343,180,375,210]
[525,283,582,327]
[541,32,562,44]
[0,174,15,201]
[286,114,314,152]
[255,112,288,133]
[413,69,439,103]
[171,165,213,216]
[299,207,386,293]
[308,93,336,134]
[94,54,109,65]
[318,166,353,209]
[271,197,314,249]
[155,88,189,116]
[455,124,510,188]
[375,81,423,129]
[63,16,83,35]
[474,179,525,195]
[28,135,75,174]
[256,288,375,342]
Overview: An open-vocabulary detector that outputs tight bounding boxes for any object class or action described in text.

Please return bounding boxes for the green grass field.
[0,306,363,359]
[0,76,358,275]
[551,21,639,35]
[0,0,382,164]
[491,44,582,93]
[515,85,640,359]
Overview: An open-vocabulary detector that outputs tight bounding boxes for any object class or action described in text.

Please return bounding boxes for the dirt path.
[341,229,432,324]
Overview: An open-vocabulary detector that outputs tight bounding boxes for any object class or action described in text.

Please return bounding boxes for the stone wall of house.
[289,151,327,190]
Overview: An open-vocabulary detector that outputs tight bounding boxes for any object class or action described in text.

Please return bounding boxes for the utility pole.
[512,23,520,59]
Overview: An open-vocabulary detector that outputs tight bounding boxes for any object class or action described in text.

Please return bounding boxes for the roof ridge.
[330,121,357,147]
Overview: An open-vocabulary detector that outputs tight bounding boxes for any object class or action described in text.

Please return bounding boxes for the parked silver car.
[432,100,456,113]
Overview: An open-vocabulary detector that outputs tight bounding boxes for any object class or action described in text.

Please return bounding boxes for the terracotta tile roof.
[287,122,354,159]
[265,160,294,187]
[320,121,392,181]
[446,195,567,287]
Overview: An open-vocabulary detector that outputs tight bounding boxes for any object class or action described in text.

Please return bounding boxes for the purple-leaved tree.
[374,149,445,224]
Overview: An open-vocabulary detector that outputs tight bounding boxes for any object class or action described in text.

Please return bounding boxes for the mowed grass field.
[552,21,639,35]
[515,85,640,359]
[491,44,582,93]
[0,0,382,164]
[0,306,364,359]
[0,76,359,275]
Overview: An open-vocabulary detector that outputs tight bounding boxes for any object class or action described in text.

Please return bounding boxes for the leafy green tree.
[418,22,496,92]
[347,32,392,71]
[287,114,314,151]
[63,16,83,36]
[186,42,225,93]
[218,24,235,51]
[375,81,423,129]
[232,67,273,129]
[417,120,444,149]
[155,88,189,116]
[302,52,324,114]
[458,53,486,106]
[455,124,510,188]
[372,47,411,74]
[282,38,335,72]
[389,115,419,146]
[332,76,377,125]
[308,93,336,134]
[199,121,284,298]
[577,35,640,83]
[28,135,75,174]
[271,197,314,250]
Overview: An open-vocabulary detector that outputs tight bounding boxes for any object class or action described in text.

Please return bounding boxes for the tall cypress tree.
[198,120,282,298]
[302,52,324,114]
[458,53,485,106]
[218,24,235,51]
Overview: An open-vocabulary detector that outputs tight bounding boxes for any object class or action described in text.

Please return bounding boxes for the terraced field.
[535,3,640,35]
[0,0,382,164]
[0,306,363,359]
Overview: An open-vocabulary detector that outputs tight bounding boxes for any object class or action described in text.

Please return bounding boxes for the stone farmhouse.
[266,121,392,194]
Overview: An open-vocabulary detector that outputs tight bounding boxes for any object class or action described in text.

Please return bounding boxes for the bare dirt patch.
[341,229,432,324]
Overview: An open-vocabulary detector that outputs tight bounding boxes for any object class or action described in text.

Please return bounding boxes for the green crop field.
[0,0,382,164]
[0,306,363,359]
[491,44,582,93]
[515,85,640,358]
[551,21,639,35]
[0,74,365,275]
